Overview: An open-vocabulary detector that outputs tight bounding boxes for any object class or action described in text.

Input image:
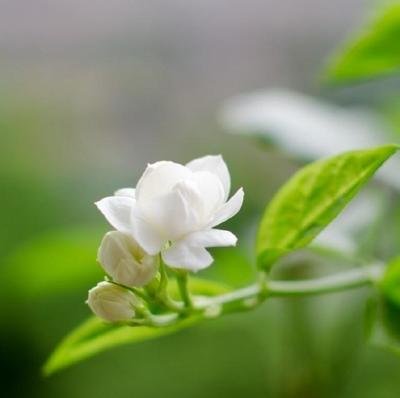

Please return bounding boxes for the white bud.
[87,281,138,322]
[97,231,159,287]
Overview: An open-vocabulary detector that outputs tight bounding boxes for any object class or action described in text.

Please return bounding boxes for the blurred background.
[2,0,400,397]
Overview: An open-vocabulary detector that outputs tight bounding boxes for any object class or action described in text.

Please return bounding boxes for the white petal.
[185,229,237,248]
[95,196,135,233]
[114,188,136,198]
[186,155,231,200]
[162,242,213,271]
[130,205,166,255]
[136,161,192,204]
[191,171,225,220]
[211,188,244,227]
[142,179,204,240]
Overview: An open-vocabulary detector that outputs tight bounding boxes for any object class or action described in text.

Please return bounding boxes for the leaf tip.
[41,357,57,377]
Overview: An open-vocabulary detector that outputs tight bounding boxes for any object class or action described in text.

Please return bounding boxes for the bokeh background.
[2,1,400,397]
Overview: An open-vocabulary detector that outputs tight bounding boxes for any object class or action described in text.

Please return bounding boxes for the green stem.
[267,265,381,296]
[127,264,384,328]
[158,295,184,313]
[157,259,168,294]
[198,264,383,311]
[147,261,184,313]
[175,270,193,310]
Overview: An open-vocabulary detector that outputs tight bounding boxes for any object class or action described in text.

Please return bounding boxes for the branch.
[196,264,384,312]
[141,264,384,327]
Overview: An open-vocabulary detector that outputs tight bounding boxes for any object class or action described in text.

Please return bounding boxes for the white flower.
[87,281,138,322]
[95,155,244,271]
[97,230,158,287]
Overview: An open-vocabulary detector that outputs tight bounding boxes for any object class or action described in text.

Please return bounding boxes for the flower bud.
[97,231,159,287]
[87,281,138,322]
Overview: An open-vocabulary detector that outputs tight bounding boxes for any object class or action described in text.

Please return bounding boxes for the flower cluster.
[87,155,244,322]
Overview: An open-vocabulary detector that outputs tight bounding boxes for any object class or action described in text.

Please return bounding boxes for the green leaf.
[44,278,228,376]
[325,3,400,82]
[367,257,400,355]
[256,145,398,269]
[43,316,198,377]
[381,257,400,306]
[366,296,400,356]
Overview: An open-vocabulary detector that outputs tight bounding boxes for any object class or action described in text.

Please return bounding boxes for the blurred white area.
[221,89,386,158]
[314,190,384,254]
[220,89,400,190]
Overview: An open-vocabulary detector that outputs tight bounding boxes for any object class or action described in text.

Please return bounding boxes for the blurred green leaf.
[256,145,398,270]
[44,278,229,375]
[325,3,400,82]
[366,296,400,356]
[1,226,104,299]
[381,257,400,306]
[366,256,400,356]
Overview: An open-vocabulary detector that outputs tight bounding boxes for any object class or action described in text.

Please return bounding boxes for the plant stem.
[157,259,168,294]
[134,264,384,327]
[196,264,384,311]
[147,261,184,313]
[268,265,383,296]
[158,294,184,313]
[175,271,193,310]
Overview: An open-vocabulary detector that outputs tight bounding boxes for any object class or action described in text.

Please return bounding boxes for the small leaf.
[256,145,398,269]
[325,3,400,82]
[44,278,228,375]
